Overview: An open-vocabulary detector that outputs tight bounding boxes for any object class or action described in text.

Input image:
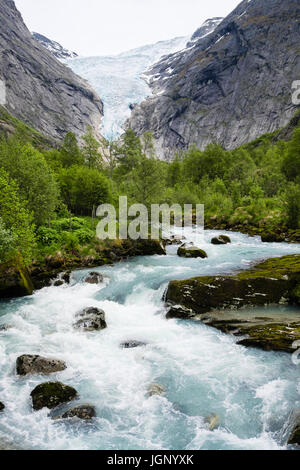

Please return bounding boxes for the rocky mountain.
[32,32,78,60]
[66,35,188,140]
[0,0,103,142]
[128,0,300,160]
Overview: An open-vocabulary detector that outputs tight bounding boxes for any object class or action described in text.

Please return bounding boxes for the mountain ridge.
[127,0,300,160]
[0,0,104,142]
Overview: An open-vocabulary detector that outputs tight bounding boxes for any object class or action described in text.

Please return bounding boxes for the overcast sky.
[15,0,241,56]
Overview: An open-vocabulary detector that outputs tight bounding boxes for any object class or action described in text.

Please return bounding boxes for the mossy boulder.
[165,255,300,353]
[16,355,66,376]
[0,402,4,412]
[74,307,107,332]
[211,235,231,245]
[31,382,78,411]
[61,404,96,421]
[177,245,208,259]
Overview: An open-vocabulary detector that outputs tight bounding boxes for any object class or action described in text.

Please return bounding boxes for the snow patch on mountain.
[32,33,78,60]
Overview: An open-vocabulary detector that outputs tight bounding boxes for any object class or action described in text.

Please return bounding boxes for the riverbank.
[0,238,166,299]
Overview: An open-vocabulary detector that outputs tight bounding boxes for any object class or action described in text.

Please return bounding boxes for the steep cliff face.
[0,0,103,141]
[128,0,300,160]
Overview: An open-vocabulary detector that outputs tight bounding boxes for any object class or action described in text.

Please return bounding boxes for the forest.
[0,108,299,274]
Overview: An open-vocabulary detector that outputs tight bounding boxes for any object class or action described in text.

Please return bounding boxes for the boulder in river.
[166,254,300,353]
[31,382,78,411]
[74,307,107,332]
[84,272,104,284]
[164,235,186,246]
[177,245,208,259]
[16,355,67,376]
[120,341,147,349]
[211,235,231,245]
[205,413,220,431]
[147,383,166,397]
[0,402,5,412]
[61,404,96,421]
[288,410,300,446]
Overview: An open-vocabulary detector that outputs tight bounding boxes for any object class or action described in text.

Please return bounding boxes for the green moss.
[236,255,300,281]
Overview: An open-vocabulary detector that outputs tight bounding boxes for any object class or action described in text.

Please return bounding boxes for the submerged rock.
[205,414,220,431]
[31,382,78,411]
[177,245,208,259]
[84,272,104,284]
[61,404,96,421]
[0,324,11,331]
[120,341,147,349]
[288,410,300,446]
[0,402,5,412]
[211,235,231,245]
[147,384,166,397]
[53,280,64,287]
[74,307,107,332]
[16,355,66,376]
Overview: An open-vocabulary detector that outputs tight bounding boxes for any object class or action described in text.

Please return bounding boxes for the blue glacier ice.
[65,36,188,140]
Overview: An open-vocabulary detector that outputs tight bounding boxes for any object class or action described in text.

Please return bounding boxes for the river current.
[0,229,300,450]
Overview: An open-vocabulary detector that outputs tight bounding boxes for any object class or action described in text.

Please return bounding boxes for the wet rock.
[205,413,220,431]
[0,402,5,412]
[31,382,78,411]
[147,384,166,397]
[164,235,186,246]
[53,280,64,287]
[61,271,71,284]
[46,253,64,269]
[61,404,96,421]
[0,324,11,331]
[84,272,104,284]
[211,235,231,245]
[166,305,195,320]
[16,355,67,376]
[74,307,107,332]
[288,410,300,446]
[261,232,285,243]
[177,245,208,259]
[236,323,300,353]
[120,341,147,349]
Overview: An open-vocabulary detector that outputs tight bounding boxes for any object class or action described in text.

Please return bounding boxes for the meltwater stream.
[0,230,300,450]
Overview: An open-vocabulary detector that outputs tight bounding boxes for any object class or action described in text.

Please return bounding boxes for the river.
[0,229,300,450]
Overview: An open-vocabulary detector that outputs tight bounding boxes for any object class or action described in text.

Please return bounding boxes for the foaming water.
[0,230,300,450]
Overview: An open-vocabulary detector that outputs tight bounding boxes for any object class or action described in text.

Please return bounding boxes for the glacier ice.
[65,36,188,141]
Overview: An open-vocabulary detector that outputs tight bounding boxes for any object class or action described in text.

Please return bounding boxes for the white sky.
[15,0,241,56]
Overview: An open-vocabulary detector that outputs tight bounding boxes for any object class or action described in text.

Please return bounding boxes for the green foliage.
[0,138,59,226]
[0,169,35,264]
[58,166,112,215]
[60,132,84,168]
[285,183,300,229]
[282,128,300,181]
[82,126,103,169]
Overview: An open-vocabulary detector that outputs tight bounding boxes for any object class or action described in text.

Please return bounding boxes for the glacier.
[65,36,188,141]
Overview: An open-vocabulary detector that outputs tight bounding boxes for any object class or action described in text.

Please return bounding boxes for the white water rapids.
[0,229,300,450]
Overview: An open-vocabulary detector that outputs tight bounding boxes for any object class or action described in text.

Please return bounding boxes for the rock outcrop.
[31,382,78,411]
[0,402,5,412]
[288,411,300,446]
[128,0,300,160]
[0,0,103,142]
[166,255,300,353]
[16,355,66,376]
[177,244,207,259]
